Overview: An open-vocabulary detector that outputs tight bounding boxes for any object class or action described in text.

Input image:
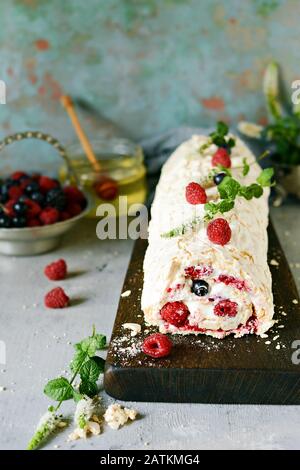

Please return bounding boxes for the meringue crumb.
[276,344,281,350]
[265,341,271,345]
[122,323,141,337]
[260,333,268,339]
[278,325,285,329]
[292,299,299,305]
[270,259,279,266]
[121,290,131,298]
[273,335,279,341]
[104,404,137,430]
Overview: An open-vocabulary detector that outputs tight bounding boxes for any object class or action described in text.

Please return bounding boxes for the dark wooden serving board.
[104,222,300,404]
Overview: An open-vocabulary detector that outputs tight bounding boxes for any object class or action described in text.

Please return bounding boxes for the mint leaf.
[227,137,235,149]
[242,158,250,176]
[44,377,74,402]
[239,183,263,200]
[256,167,274,187]
[73,390,83,403]
[79,380,98,398]
[80,358,102,384]
[218,199,235,213]
[217,121,228,136]
[93,334,106,350]
[91,356,105,373]
[70,346,89,374]
[218,176,241,200]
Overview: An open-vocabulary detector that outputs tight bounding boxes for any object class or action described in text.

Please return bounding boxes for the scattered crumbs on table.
[276,344,281,350]
[281,312,287,316]
[53,445,60,449]
[270,259,279,266]
[284,230,290,237]
[292,299,299,305]
[278,325,285,329]
[97,262,108,273]
[22,305,28,310]
[1,369,6,373]
[121,290,131,298]
[265,341,271,345]
[0,386,6,392]
[260,333,268,338]
[273,335,279,341]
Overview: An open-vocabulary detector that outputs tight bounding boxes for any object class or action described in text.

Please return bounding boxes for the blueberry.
[30,191,45,205]
[13,201,28,215]
[0,214,11,228]
[12,215,27,228]
[213,172,226,185]
[191,280,209,297]
[46,188,66,210]
[25,181,40,194]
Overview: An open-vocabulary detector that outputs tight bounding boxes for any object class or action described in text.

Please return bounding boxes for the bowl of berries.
[0,131,89,256]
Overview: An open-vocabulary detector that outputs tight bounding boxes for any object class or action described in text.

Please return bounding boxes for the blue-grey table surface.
[0,203,299,451]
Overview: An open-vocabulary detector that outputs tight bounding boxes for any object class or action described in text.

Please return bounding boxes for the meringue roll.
[141,135,274,338]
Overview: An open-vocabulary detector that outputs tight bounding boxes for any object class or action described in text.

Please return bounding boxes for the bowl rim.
[0,192,91,233]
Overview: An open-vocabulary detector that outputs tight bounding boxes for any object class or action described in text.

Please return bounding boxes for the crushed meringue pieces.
[122,323,141,337]
[121,290,131,298]
[104,404,137,430]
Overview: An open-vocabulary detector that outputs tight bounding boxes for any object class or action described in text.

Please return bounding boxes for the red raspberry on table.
[44,259,67,281]
[214,299,238,317]
[207,218,231,246]
[39,207,59,225]
[211,148,231,168]
[185,182,207,205]
[142,333,173,359]
[160,301,190,327]
[39,176,58,193]
[8,186,23,200]
[44,287,69,309]
[63,186,86,206]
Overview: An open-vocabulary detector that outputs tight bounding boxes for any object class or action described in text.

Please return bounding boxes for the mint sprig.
[27,327,106,450]
[200,121,236,153]
[204,168,274,221]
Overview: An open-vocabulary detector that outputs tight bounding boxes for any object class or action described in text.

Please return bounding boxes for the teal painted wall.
[0,0,299,165]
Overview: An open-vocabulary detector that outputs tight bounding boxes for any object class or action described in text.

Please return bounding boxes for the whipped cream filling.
[141,134,274,338]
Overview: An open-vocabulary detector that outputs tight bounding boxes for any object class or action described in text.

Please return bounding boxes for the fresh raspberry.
[214,299,238,317]
[39,207,59,225]
[63,185,86,206]
[25,199,41,219]
[8,185,23,200]
[211,148,231,168]
[44,259,67,281]
[160,301,190,327]
[39,176,58,193]
[207,218,231,246]
[44,287,69,309]
[94,177,118,201]
[27,218,41,227]
[142,333,172,359]
[4,199,17,217]
[11,171,27,181]
[67,203,82,217]
[59,211,71,221]
[185,182,207,205]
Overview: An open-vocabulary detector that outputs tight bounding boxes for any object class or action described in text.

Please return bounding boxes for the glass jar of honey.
[60,138,147,217]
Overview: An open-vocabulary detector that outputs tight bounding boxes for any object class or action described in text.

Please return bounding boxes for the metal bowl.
[0,198,90,256]
[0,130,91,256]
